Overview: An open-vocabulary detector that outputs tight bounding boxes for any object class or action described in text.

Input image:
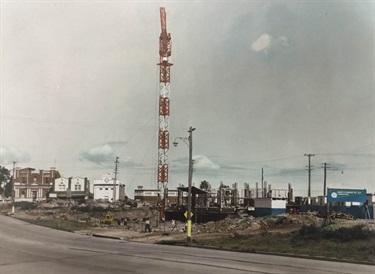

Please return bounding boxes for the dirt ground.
[2,200,375,244]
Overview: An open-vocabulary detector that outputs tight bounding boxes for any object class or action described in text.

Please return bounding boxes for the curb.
[91,234,122,240]
[157,241,375,266]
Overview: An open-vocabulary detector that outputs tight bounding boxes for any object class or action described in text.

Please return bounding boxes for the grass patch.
[193,225,375,263]
[20,218,93,232]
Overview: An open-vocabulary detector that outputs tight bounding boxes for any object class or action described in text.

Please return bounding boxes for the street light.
[12,161,16,214]
[173,126,195,244]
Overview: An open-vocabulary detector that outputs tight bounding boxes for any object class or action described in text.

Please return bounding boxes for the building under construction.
[164,182,292,223]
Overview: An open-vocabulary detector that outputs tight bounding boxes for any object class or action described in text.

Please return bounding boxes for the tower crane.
[157,7,172,194]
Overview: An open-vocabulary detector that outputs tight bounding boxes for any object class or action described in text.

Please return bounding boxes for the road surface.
[0,215,373,274]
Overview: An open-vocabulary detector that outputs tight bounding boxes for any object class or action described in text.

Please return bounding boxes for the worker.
[145,219,151,232]
[171,219,176,231]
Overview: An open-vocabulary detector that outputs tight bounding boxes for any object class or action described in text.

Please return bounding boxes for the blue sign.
[327,188,366,203]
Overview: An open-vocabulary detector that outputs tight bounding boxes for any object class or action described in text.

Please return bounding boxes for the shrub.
[323,225,374,242]
[295,224,322,241]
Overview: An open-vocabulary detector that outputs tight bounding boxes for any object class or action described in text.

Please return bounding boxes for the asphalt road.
[0,215,373,274]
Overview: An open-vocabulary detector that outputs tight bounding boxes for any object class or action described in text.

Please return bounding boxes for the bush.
[323,225,374,242]
[294,224,322,241]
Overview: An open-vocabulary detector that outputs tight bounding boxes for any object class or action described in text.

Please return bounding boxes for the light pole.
[12,161,16,214]
[113,156,119,203]
[173,126,195,244]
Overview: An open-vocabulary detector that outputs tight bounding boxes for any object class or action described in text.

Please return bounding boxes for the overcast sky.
[1,1,374,198]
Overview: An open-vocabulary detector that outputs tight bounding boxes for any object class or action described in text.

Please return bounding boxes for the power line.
[1,115,156,130]
[317,143,374,156]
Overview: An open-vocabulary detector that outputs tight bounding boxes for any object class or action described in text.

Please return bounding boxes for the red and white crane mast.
[157,7,172,189]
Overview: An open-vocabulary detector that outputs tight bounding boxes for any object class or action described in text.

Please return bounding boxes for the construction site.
[1,2,374,272]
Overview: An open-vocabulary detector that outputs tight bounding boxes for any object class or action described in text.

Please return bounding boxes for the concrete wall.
[255,208,286,217]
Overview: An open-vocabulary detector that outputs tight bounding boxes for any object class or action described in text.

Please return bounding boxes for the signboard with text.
[327,188,366,203]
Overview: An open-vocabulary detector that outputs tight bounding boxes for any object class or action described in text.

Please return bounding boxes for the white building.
[92,174,125,202]
[49,177,89,199]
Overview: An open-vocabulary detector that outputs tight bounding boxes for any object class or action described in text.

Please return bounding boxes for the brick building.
[14,167,61,201]
[134,187,178,205]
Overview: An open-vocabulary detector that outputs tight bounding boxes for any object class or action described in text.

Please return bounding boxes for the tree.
[199,180,210,191]
[0,166,11,197]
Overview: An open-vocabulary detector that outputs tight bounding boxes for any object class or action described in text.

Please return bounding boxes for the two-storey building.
[49,177,89,199]
[91,174,125,202]
[14,167,61,201]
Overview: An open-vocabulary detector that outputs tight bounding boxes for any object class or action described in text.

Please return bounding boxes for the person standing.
[145,219,151,232]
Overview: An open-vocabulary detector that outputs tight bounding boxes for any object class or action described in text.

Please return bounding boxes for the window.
[99,188,102,190]
[75,184,81,191]
[105,188,108,190]
[59,184,65,191]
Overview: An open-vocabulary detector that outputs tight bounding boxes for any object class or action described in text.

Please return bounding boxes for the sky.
[1,1,374,199]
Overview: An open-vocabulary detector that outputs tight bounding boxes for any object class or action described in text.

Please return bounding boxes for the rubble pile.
[329,211,356,220]
[194,213,330,235]
[3,199,374,244]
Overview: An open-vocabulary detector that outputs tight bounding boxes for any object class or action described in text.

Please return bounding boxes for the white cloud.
[251,33,271,52]
[193,155,220,170]
[251,33,289,53]
[80,144,114,164]
[0,146,30,164]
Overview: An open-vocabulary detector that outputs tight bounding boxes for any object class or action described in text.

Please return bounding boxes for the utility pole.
[172,126,196,244]
[261,168,264,198]
[322,162,330,197]
[304,154,315,204]
[12,161,16,214]
[113,156,119,203]
[187,126,195,244]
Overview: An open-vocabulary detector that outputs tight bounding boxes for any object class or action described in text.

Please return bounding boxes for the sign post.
[326,188,367,222]
[327,188,366,203]
[184,211,193,241]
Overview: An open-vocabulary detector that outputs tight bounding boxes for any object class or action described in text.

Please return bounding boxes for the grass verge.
[161,225,375,264]
[18,218,93,232]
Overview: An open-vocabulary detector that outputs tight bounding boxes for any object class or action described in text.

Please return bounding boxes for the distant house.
[134,188,160,203]
[49,177,89,199]
[92,174,125,202]
[134,187,178,205]
[14,167,61,202]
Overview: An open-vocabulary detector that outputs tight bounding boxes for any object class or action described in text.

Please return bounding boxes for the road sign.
[184,211,193,219]
[327,188,366,202]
